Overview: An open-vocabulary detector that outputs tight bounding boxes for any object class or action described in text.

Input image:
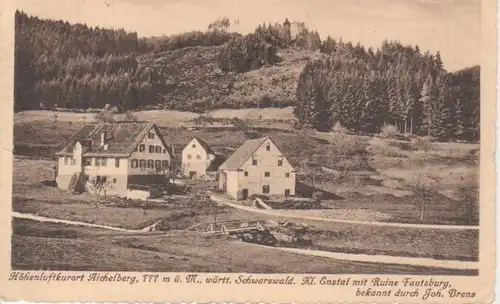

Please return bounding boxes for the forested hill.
[14,11,479,141]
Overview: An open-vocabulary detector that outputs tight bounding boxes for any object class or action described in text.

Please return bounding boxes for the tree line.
[14,10,154,112]
[294,40,480,141]
[15,11,480,142]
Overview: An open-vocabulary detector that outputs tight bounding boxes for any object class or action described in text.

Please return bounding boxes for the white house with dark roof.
[218,136,296,200]
[181,137,226,179]
[55,122,174,197]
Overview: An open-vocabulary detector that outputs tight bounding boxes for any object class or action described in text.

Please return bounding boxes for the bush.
[149,185,164,199]
[379,124,398,139]
[332,121,348,133]
[388,141,416,151]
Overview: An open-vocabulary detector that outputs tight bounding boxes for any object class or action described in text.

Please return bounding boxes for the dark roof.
[218,137,269,171]
[186,137,215,154]
[207,154,226,172]
[55,122,173,157]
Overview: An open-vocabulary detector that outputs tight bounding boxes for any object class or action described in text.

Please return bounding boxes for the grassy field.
[12,117,480,227]
[10,112,480,271]
[11,219,475,275]
[10,154,479,271]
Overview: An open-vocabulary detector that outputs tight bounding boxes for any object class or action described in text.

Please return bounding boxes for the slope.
[140,46,325,111]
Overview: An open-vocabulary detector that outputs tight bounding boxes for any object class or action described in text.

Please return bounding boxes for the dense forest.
[14,11,479,141]
[294,42,480,141]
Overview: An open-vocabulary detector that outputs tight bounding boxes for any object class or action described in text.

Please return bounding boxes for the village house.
[181,137,214,179]
[54,122,174,198]
[218,136,296,200]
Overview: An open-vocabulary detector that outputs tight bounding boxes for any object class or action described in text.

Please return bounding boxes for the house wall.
[56,156,82,189]
[237,138,296,198]
[128,126,172,175]
[225,170,240,199]
[56,142,83,189]
[181,138,214,178]
[83,157,129,196]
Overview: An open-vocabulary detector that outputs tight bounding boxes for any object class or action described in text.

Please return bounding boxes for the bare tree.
[416,137,435,160]
[87,176,112,208]
[456,174,479,224]
[410,173,439,222]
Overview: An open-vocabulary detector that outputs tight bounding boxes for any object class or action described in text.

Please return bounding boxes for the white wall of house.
[128,127,171,175]
[235,138,295,199]
[181,138,214,178]
[83,157,129,195]
[225,170,240,199]
[56,142,84,189]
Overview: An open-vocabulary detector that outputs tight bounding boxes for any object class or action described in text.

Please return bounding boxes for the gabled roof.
[55,122,173,158]
[207,154,226,172]
[218,137,270,171]
[184,137,215,154]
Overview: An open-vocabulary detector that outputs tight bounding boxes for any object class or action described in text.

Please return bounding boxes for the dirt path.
[13,211,477,270]
[210,194,479,230]
[12,211,152,232]
[248,244,478,270]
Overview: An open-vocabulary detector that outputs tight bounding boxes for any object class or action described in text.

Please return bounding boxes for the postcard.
[0,0,495,303]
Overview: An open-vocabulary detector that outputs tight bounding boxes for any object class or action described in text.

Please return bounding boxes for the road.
[210,194,479,230]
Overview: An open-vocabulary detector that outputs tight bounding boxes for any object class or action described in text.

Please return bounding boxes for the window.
[95,158,101,166]
[264,172,270,177]
[101,158,107,167]
[131,159,138,168]
[115,158,120,168]
[155,160,161,169]
[113,178,117,184]
[192,144,196,148]
[187,154,192,160]
[196,154,201,160]
[84,158,92,166]
[285,172,290,178]
[266,144,270,151]
[252,159,258,166]
[162,160,169,169]
[278,160,283,166]
[163,149,167,154]
[139,144,145,152]
[71,158,76,165]
[147,160,154,168]
[139,159,146,168]
[155,146,162,153]
[284,189,290,197]
[262,185,270,194]
[64,157,68,165]
[149,145,154,153]
[244,171,249,177]
[148,132,155,139]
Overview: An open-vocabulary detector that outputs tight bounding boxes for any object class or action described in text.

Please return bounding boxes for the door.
[284,189,290,197]
[241,189,249,200]
[189,171,197,179]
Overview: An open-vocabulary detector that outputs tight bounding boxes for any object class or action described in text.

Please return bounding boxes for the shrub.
[149,185,164,199]
[379,124,398,139]
[332,121,347,133]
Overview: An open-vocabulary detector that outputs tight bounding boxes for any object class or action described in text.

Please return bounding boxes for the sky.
[13,0,480,71]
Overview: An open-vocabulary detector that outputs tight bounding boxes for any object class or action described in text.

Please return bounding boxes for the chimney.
[100,132,106,147]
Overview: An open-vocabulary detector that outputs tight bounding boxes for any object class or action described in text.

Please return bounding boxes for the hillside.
[141,46,325,111]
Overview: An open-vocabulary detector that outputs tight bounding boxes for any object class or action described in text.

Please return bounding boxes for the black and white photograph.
[9,0,485,282]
